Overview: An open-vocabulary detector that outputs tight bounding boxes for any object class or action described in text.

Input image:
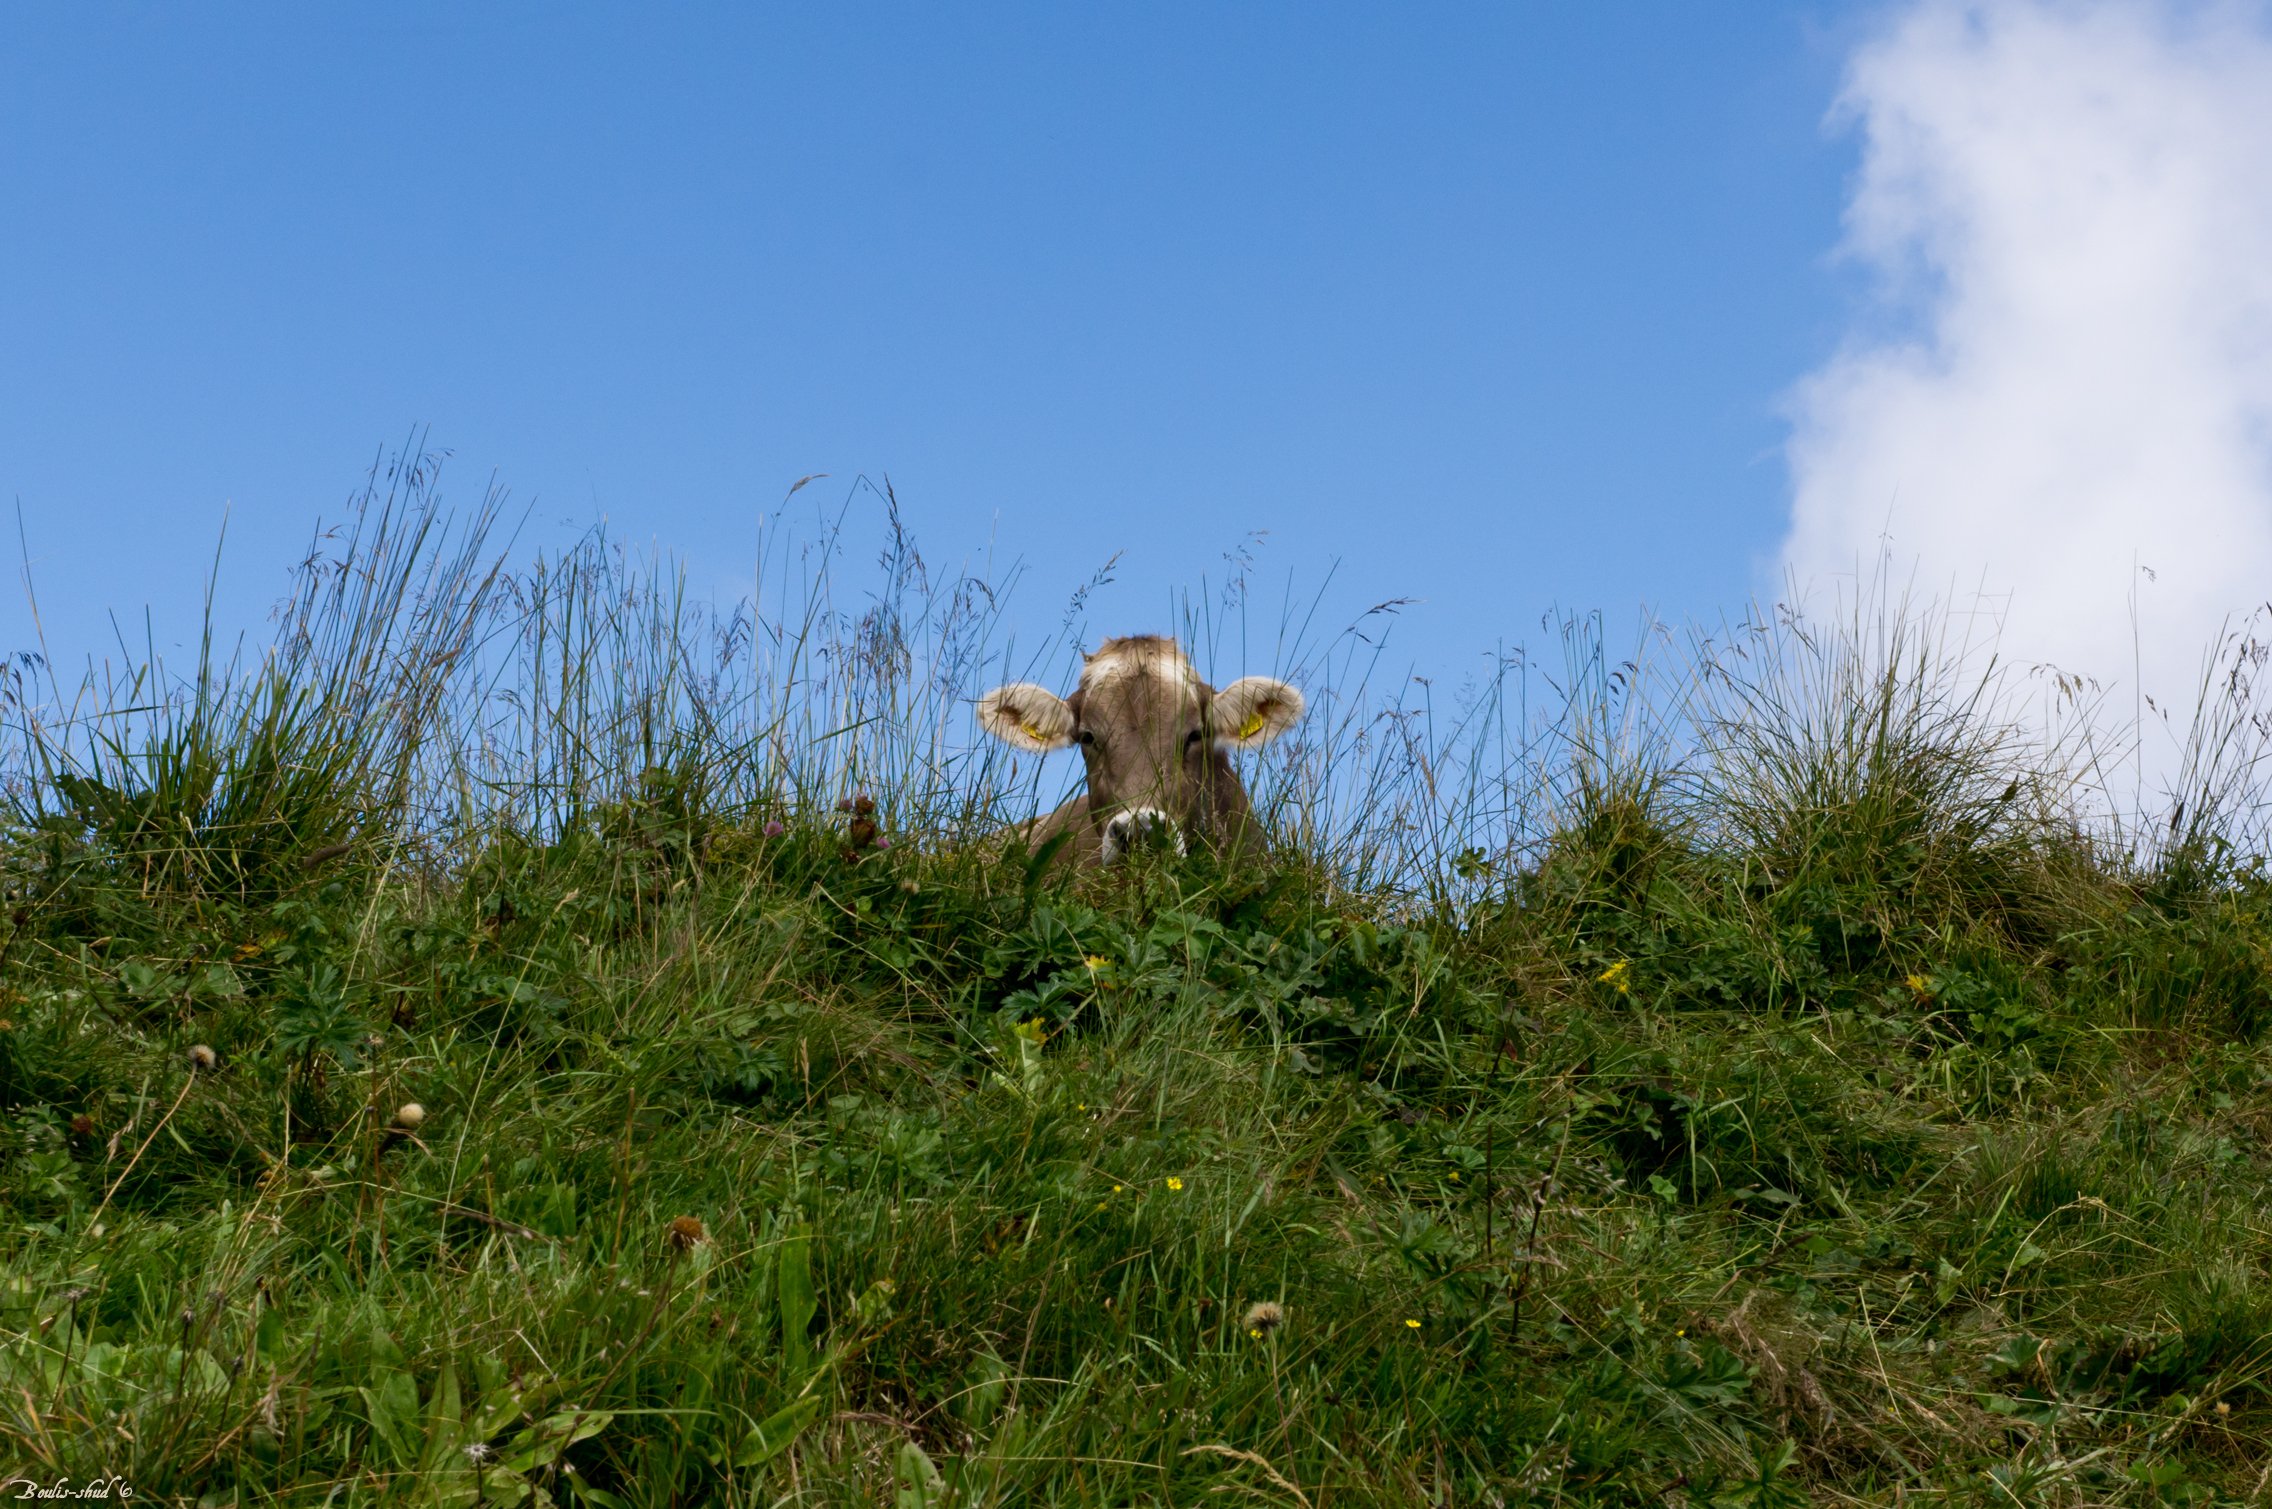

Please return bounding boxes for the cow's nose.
[1101,805,1185,864]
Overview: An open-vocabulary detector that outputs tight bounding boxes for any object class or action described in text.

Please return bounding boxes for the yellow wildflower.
[1597,959,1631,994]
[1905,973,1934,999]
[1404,1318,1421,1329]
[1166,1176,1185,1191]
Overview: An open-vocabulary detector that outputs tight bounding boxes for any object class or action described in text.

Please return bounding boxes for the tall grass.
[7,447,2272,1503]
[17,445,2258,908]
[7,449,506,897]
[4,448,1593,903]
[11,445,2272,905]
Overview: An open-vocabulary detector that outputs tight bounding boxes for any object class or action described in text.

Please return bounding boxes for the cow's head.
[977,636,1304,864]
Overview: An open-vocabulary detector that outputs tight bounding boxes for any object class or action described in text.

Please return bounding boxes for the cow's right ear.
[1211,676,1305,749]
[976,683,1078,752]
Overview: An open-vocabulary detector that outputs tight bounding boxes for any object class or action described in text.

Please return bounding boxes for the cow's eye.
[1183,729,1204,749]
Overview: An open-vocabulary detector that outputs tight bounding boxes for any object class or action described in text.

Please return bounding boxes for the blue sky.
[3,4,1870,691]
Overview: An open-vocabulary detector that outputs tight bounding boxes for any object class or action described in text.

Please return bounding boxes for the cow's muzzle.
[1101,805,1185,865]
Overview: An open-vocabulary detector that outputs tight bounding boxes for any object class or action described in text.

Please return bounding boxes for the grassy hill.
[5,469,2272,1505]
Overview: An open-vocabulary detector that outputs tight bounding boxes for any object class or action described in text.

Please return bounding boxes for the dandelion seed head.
[1242,1301,1284,1335]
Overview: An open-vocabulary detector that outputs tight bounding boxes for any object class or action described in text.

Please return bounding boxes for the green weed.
[4,456,2272,1502]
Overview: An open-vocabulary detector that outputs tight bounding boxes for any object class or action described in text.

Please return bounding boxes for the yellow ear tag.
[1021,722,1047,744]
[1237,711,1268,740]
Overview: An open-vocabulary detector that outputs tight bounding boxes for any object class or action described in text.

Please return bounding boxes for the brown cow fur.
[976,635,1304,867]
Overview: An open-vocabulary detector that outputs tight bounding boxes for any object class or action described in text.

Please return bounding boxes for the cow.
[975,635,1305,867]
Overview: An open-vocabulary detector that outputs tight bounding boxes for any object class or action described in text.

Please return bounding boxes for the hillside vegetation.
[5,461,2272,1505]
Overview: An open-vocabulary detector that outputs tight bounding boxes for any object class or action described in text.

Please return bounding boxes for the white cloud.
[1785,0,2272,731]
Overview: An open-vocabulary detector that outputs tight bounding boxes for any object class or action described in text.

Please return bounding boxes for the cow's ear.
[977,683,1078,751]
[1211,676,1305,749]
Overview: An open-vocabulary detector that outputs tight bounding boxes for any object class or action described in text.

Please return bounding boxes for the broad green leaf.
[779,1225,816,1378]
[361,1369,422,1470]
[959,1350,1009,1429]
[726,1393,824,1469]
[574,1490,634,1509]
[419,1362,464,1472]
[369,1324,407,1369]
[895,1440,946,1509]
[498,1408,613,1474]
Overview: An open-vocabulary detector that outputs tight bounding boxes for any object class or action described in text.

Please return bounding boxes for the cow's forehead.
[1080,636,1201,695]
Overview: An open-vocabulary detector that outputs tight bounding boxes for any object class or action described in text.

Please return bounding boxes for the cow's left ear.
[977,682,1078,751]
[1211,676,1305,749]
